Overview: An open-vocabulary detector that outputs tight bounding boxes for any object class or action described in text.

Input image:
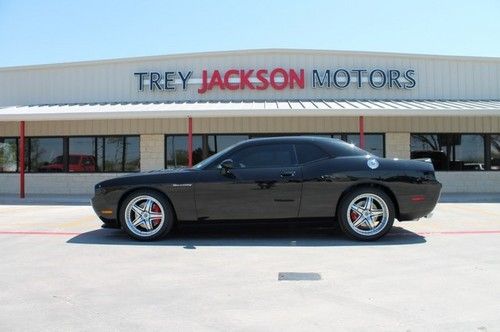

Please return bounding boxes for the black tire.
[337,187,395,241]
[119,190,175,241]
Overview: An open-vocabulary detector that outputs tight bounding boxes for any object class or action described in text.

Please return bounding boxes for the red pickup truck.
[38,154,97,172]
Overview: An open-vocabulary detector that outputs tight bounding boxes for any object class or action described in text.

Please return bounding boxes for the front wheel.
[120,190,175,241]
[337,188,395,241]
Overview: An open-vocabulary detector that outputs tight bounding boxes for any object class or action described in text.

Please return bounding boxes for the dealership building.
[0,49,499,195]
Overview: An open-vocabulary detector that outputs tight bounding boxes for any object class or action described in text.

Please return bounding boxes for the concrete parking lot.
[0,199,499,331]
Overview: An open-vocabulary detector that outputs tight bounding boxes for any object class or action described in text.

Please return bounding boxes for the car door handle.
[280,171,296,178]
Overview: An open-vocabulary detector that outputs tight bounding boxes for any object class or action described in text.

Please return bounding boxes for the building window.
[103,136,141,172]
[29,137,64,172]
[124,136,140,171]
[490,134,500,171]
[410,134,486,171]
[0,136,139,173]
[165,133,385,168]
[345,134,385,157]
[104,137,125,172]
[165,135,216,168]
[215,135,250,151]
[69,137,98,172]
[0,138,18,172]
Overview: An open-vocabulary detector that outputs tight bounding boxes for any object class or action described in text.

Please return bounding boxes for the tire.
[119,190,175,241]
[337,187,395,241]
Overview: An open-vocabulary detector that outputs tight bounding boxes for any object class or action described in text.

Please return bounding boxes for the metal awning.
[1,99,499,121]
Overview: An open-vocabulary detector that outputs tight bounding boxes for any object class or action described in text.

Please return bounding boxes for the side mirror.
[219,159,234,175]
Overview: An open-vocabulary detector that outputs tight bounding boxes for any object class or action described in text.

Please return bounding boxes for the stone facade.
[0,173,125,195]
[385,132,410,159]
[140,134,165,171]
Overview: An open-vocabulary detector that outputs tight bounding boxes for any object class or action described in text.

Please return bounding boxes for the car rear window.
[295,143,329,164]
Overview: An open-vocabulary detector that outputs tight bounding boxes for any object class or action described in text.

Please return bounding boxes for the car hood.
[95,168,198,189]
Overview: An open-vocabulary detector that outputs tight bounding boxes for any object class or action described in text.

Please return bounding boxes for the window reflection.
[165,135,215,168]
[165,133,385,168]
[104,137,125,172]
[69,137,97,172]
[346,134,384,157]
[410,134,485,171]
[0,138,17,172]
[215,135,249,151]
[0,136,140,173]
[124,136,140,171]
[490,135,500,171]
[30,138,64,172]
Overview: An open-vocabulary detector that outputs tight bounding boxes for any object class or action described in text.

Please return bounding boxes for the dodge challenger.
[91,136,441,241]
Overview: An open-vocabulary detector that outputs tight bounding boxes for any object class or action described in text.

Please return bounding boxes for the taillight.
[411,195,425,202]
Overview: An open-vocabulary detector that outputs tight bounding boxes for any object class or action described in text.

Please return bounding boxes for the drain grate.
[278,272,322,281]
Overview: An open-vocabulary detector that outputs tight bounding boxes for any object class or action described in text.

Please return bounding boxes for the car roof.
[235,136,367,157]
[239,136,338,145]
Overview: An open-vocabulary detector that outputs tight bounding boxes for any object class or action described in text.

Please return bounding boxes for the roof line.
[1,48,500,72]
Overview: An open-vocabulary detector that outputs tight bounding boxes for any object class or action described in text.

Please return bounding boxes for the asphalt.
[2,192,500,205]
[0,200,499,331]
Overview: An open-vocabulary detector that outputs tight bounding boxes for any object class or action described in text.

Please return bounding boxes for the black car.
[91,137,441,241]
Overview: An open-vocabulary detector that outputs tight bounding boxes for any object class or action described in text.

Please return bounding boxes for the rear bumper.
[397,182,442,221]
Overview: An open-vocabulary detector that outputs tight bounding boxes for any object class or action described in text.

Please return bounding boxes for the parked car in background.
[39,154,96,172]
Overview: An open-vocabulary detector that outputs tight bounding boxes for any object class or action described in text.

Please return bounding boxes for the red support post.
[19,121,25,198]
[187,116,193,167]
[359,116,365,150]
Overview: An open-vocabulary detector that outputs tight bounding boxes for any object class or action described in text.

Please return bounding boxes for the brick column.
[385,132,410,159]
[140,134,165,171]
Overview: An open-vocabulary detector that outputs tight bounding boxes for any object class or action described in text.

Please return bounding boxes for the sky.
[0,0,499,67]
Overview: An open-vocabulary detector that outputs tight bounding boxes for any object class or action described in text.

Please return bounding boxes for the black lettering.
[333,69,350,88]
[351,69,367,88]
[403,69,416,89]
[312,70,331,88]
[388,70,402,88]
[164,72,175,90]
[134,72,148,91]
[369,69,386,89]
[150,72,162,91]
[178,71,192,90]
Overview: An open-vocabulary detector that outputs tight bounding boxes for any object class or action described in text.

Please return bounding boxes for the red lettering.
[198,70,209,94]
[207,70,225,91]
[224,69,239,90]
[256,69,269,90]
[289,69,305,89]
[240,69,255,90]
[270,68,288,90]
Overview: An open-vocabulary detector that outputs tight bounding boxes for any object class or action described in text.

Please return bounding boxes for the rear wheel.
[120,190,174,241]
[337,187,395,241]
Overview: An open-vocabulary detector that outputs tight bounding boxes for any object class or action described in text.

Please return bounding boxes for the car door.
[194,143,303,220]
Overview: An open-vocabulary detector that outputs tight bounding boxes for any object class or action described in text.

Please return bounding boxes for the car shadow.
[67,223,426,247]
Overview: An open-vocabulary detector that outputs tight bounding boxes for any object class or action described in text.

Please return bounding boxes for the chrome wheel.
[346,193,389,236]
[124,195,166,237]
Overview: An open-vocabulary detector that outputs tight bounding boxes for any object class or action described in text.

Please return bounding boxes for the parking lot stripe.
[388,230,500,236]
[0,230,82,236]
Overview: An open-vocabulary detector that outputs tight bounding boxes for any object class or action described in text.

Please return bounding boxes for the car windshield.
[193,145,235,169]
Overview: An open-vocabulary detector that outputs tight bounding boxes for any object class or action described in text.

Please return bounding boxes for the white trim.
[1,100,499,121]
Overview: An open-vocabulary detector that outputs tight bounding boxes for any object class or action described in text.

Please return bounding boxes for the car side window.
[229,144,296,168]
[295,143,330,164]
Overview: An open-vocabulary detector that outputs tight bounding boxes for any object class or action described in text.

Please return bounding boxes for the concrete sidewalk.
[1,192,500,205]
[0,194,91,205]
